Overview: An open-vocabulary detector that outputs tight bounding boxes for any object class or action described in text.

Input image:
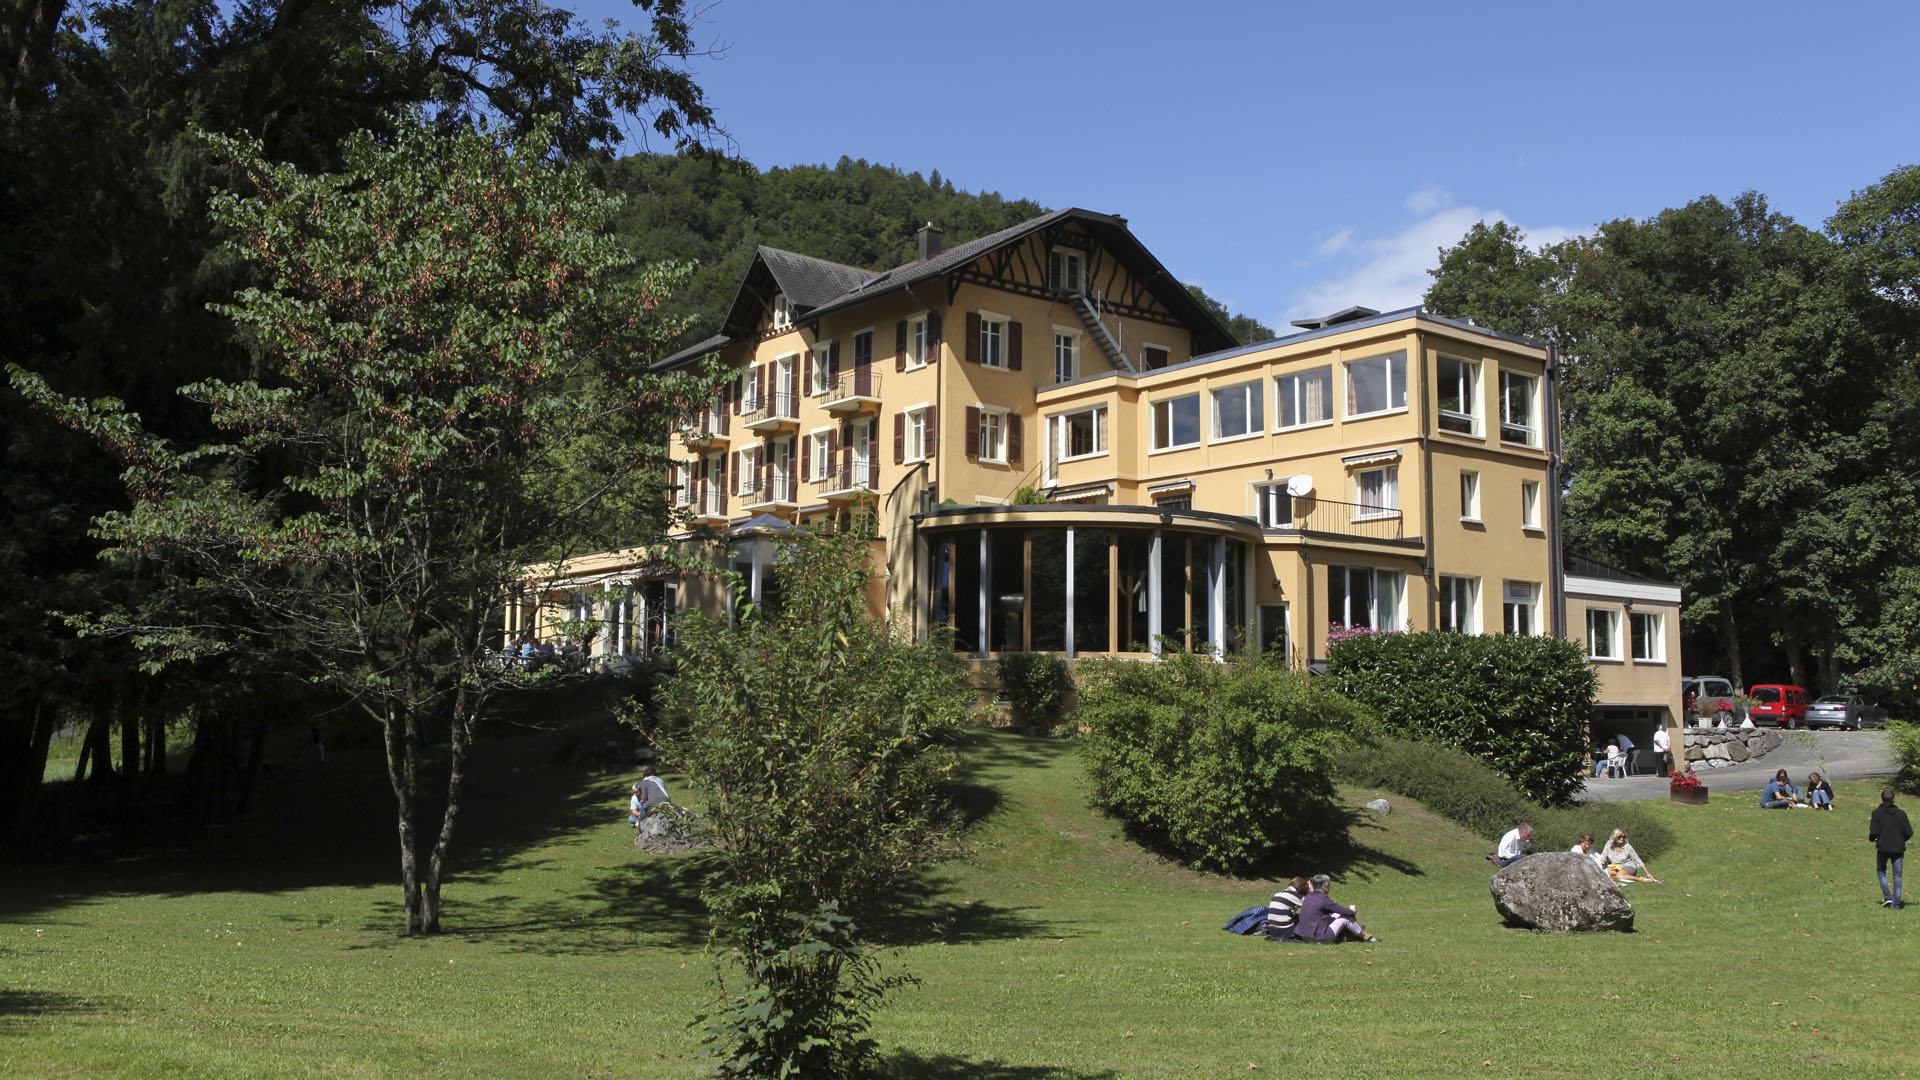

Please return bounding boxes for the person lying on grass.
[1293,874,1379,943]
[1602,828,1662,884]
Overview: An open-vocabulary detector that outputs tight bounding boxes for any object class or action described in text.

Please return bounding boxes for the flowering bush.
[1669,769,1703,791]
[1326,622,1395,648]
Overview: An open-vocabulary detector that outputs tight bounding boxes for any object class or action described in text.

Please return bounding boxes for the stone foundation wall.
[1682,726,1784,769]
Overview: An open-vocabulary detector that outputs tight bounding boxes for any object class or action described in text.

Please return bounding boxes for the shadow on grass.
[0,684,653,924]
[0,989,93,1029]
[879,1050,1119,1079]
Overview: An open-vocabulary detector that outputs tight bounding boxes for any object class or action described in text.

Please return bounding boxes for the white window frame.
[978,312,1008,370]
[1503,580,1540,636]
[1438,574,1480,634]
[1437,355,1480,436]
[739,366,761,412]
[1588,607,1622,660]
[1345,351,1408,418]
[809,342,833,395]
[1141,342,1172,371]
[850,417,874,470]
[1355,466,1399,519]
[1460,470,1480,522]
[808,427,832,481]
[1330,565,1404,632]
[672,460,693,508]
[1276,365,1334,430]
[1049,246,1084,293]
[1501,370,1539,446]
[1051,406,1107,462]
[904,406,928,463]
[1052,326,1080,384]
[977,405,1008,464]
[1150,393,1202,452]
[1631,611,1666,662]
[737,443,761,497]
[1252,481,1292,528]
[770,436,793,497]
[907,316,932,370]
[772,293,792,330]
[773,354,796,415]
[1521,479,1542,530]
[1211,379,1264,442]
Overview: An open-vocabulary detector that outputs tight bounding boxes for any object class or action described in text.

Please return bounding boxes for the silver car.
[1805,694,1888,730]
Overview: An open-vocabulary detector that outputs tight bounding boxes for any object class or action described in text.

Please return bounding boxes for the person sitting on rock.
[1293,874,1378,944]
[1601,828,1661,883]
[1761,769,1806,809]
[628,767,671,826]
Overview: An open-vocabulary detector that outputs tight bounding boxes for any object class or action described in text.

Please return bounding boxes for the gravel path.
[1576,729,1898,803]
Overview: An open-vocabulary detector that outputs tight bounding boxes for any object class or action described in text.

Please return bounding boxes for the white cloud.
[1405,186,1449,216]
[1284,200,1575,322]
[1315,228,1354,257]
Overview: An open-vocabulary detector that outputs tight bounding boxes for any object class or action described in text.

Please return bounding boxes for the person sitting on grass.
[1601,828,1662,883]
[1806,772,1834,811]
[1570,834,1606,872]
[1265,876,1308,941]
[1488,823,1532,867]
[1293,875,1379,944]
[1761,769,1806,809]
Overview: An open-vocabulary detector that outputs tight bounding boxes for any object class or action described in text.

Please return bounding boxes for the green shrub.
[1327,631,1597,804]
[1075,650,1363,873]
[1841,659,1920,723]
[1885,719,1920,794]
[1334,736,1672,862]
[998,652,1071,728]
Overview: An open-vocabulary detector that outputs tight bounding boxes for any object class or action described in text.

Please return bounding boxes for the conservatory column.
[1148,530,1163,658]
[1210,536,1227,656]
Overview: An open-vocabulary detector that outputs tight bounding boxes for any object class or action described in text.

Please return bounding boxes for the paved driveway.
[1577,729,1898,803]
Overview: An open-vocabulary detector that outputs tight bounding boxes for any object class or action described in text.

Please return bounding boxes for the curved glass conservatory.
[916,504,1259,658]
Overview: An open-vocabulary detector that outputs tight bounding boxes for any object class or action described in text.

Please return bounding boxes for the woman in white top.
[1569,834,1607,871]
[1602,828,1660,883]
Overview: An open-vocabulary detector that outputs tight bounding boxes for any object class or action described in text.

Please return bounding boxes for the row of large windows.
[1143,352,1541,451]
[1586,606,1667,662]
[926,527,1247,656]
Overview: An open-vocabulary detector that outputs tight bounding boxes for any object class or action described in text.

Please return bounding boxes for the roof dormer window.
[771,293,793,330]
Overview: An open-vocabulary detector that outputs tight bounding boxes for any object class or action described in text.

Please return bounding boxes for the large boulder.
[634,812,706,854]
[1490,853,1634,932]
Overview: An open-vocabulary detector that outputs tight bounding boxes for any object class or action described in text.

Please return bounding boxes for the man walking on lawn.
[1870,789,1911,909]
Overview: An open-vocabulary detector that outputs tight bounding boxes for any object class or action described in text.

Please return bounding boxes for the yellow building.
[1564,552,1686,768]
[509,208,1607,683]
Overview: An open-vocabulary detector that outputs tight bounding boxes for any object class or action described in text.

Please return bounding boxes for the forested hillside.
[595,154,1273,348]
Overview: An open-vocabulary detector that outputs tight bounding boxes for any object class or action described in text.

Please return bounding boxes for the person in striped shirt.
[1265,876,1309,940]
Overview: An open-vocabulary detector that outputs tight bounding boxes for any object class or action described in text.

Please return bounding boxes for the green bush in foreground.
[1885,719,1920,793]
[1328,630,1596,804]
[997,652,1071,728]
[1335,736,1672,861]
[1076,650,1362,873]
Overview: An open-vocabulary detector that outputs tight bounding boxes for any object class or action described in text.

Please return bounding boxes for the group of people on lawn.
[1761,769,1835,809]
[1262,874,1380,944]
[1489,823,1663,884]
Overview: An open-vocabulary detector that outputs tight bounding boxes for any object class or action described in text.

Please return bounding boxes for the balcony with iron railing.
[678,404,730,448]
[740,472,799,512]
[741,390,799,432]
[820,370,882,414]
[819,458,880,500]
[1265,497,1407,542]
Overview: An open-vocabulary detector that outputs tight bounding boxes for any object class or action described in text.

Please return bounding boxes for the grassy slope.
[3,726,1916,1079]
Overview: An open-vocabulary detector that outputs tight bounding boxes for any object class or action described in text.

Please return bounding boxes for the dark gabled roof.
[1564,551,1680,587]
[656,208,1239,369]
[758,247,871,310]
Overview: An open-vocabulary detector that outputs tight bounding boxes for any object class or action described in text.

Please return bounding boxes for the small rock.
[1366,798,1392,815]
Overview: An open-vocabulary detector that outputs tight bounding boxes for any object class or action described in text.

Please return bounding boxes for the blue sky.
[581,0,1919,329]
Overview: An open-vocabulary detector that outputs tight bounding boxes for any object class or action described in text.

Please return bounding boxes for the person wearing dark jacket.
[1870,789,1912,909]
[1293,874,1378,943]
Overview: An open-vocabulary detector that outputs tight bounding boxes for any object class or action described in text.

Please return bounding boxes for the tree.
[1185,282,1275,345]
[12,116,696,933]
[1421,220,1561,341]
[650,529,970,1077]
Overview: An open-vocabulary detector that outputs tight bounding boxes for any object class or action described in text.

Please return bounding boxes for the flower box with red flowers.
[1668,770,1708,804]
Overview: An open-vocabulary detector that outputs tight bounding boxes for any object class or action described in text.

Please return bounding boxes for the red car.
[1748,684,1809,728]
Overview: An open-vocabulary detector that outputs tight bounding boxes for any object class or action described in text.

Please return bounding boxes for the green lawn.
[4,723,1916,1079]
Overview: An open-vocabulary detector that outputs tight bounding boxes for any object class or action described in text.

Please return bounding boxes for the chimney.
[917,222,943,261]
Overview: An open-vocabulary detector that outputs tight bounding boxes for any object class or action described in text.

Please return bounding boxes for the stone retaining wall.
[1681,726,1784,769]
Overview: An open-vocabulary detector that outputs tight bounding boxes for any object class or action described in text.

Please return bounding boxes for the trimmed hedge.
[1335,737,1672,862]
[1327,631,1597,805]
[1075,650,1364,874]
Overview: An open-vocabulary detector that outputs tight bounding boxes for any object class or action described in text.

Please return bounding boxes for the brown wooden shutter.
[829,340,841,381]
[761,441,771,499]
[716,455,728,513]
[803,349,812,396]
[924,409,937,460]
[894,412,905,464]
[1008,321,1023,371]
[840,422,852,475]
[1008,414,1023,466]
[928,311,942,352]
[825,429,838,484]
[965,406,980,459]
[693,460,704,507]
[895,320,908,372]
[965,312,981,364]
[758,365,769,411]
[728,375,740,414]
[718,384,730,434]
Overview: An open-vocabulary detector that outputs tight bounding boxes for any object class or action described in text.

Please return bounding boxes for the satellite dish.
[1285,475,1315,498]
